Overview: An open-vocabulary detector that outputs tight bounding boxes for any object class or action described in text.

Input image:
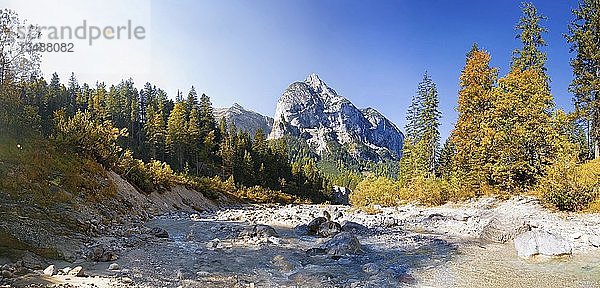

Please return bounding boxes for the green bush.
[536,159,600,211]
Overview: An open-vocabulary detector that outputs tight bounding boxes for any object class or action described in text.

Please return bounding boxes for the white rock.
[514,230,572,258]
[108,263,120,270]
[68,266,85,277]
[43,265,55,276]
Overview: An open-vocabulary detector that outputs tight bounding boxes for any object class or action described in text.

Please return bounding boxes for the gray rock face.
[214,103,274,136]
[268,73,404,162]
[514,230,573,258]
[320,232,361,256]
[480,215,531,243]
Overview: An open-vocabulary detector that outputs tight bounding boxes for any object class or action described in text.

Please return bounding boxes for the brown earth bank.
[1,178,600,288]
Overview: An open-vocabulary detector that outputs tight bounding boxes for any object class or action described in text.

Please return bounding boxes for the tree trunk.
[595,138,599,159]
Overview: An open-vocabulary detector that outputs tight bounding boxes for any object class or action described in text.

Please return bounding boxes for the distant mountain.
[268,73,404,162]
[213,103,274,136]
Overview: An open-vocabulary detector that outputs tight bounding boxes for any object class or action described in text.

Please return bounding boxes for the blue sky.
[11,0,580,141]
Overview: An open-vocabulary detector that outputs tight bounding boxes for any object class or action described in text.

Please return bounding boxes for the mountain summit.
[213,103,274,136]
[269,73,404,161]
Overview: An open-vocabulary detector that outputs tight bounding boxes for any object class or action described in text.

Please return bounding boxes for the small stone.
[108,263,120,270]
[60,267,71,275]
[68,266,85,277]
[150,227,169,238]
[43,265,55,276]
[588,235,600,247]
[1,270,14,278]
[268,236,281,245]
[362,263,380,275]
[121,276,133,284]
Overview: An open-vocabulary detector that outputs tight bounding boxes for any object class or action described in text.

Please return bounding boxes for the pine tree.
[437,137,456,179]
[166,101,188,170]
[567,0,600,159]
[187,107,201,174]
[145,105,166,160]
[511,2,548,73]
[399,72,441,181]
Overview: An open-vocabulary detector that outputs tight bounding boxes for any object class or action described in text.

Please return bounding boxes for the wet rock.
[272,255,301,273]
[305,247,327,256]
[206,238,222,250]
[68,266,84,277]
[307,217,328,235]
[318,221,342,237]
[342,221,369,234]
[43,264,55,276]
[320,232,361,256]
[150,227,169,238]
[362,263,380,275]
[239,224,279,238]
[481,216,530,243]
[294,224,309,236]
[514,230,572,258]
[108,263,120,270]
[87,244,118,262]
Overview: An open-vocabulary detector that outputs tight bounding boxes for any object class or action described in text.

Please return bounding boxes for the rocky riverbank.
[2,196,600,287]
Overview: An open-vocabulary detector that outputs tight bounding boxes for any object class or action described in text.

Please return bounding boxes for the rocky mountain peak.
[269,74,404,161]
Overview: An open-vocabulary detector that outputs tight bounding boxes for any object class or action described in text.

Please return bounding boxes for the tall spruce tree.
[399,72,441,181]
[166,101,188,170]
[511,2,548,73]
[567,0,600,159]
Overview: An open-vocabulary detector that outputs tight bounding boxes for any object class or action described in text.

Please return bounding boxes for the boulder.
[317,221,342,238]
[239,224,279,238]
[42,265,55,276]
[87,244,118,262]
[150,227,169,238]
[68,266,85,277]
[307,217,328,235]
[341,221,369,234]
[293,224,309,236]
[514,230,572,258]
[481,216,530,243]
[320,232,361,256]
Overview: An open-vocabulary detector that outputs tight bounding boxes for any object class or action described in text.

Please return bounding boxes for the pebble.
[108,263,120,270]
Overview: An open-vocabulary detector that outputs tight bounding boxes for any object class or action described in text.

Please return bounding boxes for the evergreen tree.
[567,0,600,159]
[511,2,548,73]
[166,101,188,170]
[399,72,441,181]
[437,137,456,179]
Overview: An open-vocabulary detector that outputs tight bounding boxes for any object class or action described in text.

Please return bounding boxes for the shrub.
[349,176,402,207]
[53,111,126,168]
[536,159,600,211]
